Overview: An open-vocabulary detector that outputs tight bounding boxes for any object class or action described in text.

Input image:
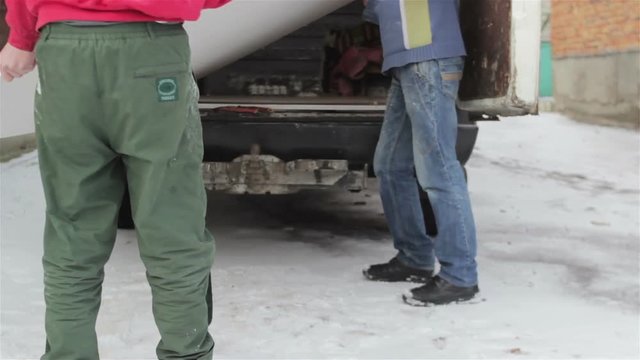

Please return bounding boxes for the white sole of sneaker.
[401,292,485,307]
[362,270,431,283]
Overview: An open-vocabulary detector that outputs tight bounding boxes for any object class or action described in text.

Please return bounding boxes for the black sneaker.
[363,257,433,283]
[402,275,479,306]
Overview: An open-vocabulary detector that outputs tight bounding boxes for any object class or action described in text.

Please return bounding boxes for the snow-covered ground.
[1,113,639,359]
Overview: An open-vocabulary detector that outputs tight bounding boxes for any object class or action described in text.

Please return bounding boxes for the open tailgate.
[458,0,542,116]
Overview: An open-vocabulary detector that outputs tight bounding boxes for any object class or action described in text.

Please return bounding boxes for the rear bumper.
[201,109,478,167]
[456,123,479,165]
[200,108,478,194]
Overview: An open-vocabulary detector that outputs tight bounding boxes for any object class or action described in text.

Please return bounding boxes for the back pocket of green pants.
[135,63,190,102]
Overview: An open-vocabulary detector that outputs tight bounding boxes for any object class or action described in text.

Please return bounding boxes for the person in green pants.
[1,1,230,359]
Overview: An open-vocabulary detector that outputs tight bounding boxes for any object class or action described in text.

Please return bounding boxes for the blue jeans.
[373,57,478,287]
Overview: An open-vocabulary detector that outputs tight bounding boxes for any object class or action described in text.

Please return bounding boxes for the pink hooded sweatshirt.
[5,0,231,51]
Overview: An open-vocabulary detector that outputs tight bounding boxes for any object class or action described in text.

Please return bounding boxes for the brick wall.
[552,0,640,58]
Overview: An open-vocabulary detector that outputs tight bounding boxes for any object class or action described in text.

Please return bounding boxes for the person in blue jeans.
[362,0,479,305]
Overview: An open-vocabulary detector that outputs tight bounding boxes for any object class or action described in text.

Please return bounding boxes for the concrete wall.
[0,72,38,159]
[0,74,37,139]
[541,0,551,42]
[0,1,37,159]
[551,0,640,127]
[554,51,640,126]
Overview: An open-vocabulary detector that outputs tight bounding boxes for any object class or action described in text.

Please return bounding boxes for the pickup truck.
[118,0,541,228]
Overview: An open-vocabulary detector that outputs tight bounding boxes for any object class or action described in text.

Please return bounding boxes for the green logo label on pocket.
[157,77,178,102]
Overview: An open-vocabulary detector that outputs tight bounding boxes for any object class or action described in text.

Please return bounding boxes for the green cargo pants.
[34,23,215,360]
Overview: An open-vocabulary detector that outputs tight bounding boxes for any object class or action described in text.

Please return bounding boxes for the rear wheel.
[419,189,438,236]
[117,189,135,229]
[418,166,467,237]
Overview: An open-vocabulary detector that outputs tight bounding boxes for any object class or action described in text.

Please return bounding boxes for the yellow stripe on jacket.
[400,0,433,49]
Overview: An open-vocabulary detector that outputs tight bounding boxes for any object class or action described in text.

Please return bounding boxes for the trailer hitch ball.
[250,144,261,156]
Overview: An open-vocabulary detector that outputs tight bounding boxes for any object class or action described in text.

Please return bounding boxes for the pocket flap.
[134,62,189,78]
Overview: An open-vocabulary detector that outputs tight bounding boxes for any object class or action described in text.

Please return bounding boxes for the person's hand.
[0,43,36,82]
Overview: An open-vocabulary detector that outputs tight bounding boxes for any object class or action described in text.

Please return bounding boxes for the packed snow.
[1,113,639,359]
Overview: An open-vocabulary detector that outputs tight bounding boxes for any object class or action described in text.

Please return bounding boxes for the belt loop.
[146,23,155,39]
[40,25,52,41]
